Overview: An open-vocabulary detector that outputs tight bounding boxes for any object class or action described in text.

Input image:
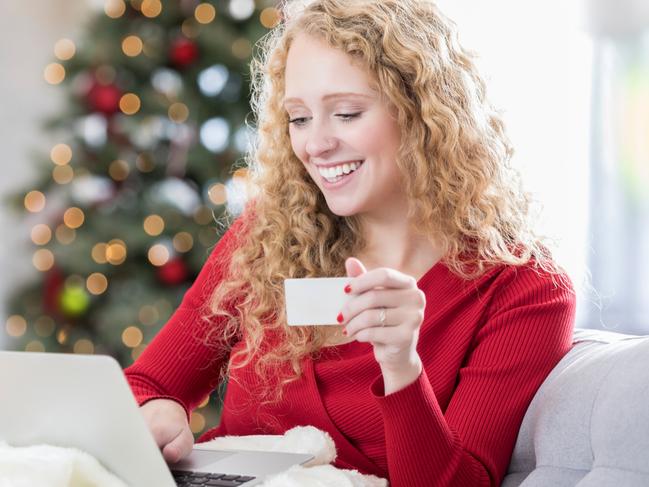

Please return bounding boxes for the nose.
[304,119,338,159]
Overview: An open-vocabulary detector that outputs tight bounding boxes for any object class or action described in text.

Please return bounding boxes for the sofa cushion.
[502,328,649,486]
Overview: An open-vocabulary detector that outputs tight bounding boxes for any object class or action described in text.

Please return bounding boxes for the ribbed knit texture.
[124,218,576,487]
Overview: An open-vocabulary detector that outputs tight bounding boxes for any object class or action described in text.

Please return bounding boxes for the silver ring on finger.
[379,307,387,327]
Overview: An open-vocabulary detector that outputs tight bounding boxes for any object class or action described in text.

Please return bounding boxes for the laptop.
[0,351,313,486]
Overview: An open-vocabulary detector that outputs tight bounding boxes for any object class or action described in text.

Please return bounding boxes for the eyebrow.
[282,92,374,107]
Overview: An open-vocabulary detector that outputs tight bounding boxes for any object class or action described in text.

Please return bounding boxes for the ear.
[345,257,367,278]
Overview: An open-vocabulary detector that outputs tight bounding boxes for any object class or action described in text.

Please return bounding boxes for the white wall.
[436,0,593,325]
[0,2,92,348]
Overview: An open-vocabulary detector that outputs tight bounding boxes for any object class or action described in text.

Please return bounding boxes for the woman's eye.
[288,117,309,126]
[288,112,362,127]
[337,112,362,122]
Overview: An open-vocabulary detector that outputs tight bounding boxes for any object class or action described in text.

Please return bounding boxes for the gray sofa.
[503,328,649,486]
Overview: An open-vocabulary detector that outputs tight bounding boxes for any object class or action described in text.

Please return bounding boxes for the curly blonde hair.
[208,0,558,403]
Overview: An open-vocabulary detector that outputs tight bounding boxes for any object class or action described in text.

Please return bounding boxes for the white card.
[284,277,351,326]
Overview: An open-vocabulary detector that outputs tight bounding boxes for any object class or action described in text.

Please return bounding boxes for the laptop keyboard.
[171,470,256,486]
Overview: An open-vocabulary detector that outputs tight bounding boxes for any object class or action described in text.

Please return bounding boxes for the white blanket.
[0,426,388,487]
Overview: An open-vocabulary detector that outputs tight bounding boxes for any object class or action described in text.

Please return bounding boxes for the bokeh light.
[73,339,95,354]
[24,191,46,213]
[120,93,141,115]
[106,239,127,265]
[63,207,85,229]
[143,214,165,236]
[44,63,65,84]
[53,165,74,184]
[195,3,216,24]
[33,249,55,272]
[260,7,281,28]
[34,316,56,337]
[122,35,143,57]
[104,0,126,18]
[6,315,27,338]
[55,224,76,244]
[122,326,144,348]
[208,182,227,205]
[141,0,162,18]
[54,38,76,60]
[173,232,194,253]
[31,224,52,245]
[51,143,72,165]
[109,159,130,181]
[91,243,109,264]
[168,102,189,123]
[148,243,170,266]
[86,272,109,295]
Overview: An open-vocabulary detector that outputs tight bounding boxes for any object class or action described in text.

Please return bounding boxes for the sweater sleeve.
[123,215,246,419]
[370,266,576,487]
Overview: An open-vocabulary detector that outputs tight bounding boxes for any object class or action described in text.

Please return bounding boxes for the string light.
[86,272,108,295]
[141,0,162,18]
[173,232,194,253]
[55,224,76,244]
[122,35,143,57]
[56,328,68,345]
[51,143,72,165]
[31,224,52,245]
[181,19,200,38]
[104,0,126,18]
[33,249,55,272]
[228,0,255,21]
[143,214,164,236]
[122,326,143,348]
[106,239,127,265]
[34,316,56,337]
[24,191,46,213]
[109,159,130,181]
[135,153,155,172]
[168,102,189,123]
[148,244,170,266]
[5,315,27,338]
[193,205,213,225]
[44,63,65,84]
[54,38,76,60]
[231,38,252,59]
[91,243,109,264]
[63,207,85,229]
[53,165,74,184]
[73,339,95,354]
[208,182,227,205]
[198,395,210,408]
[195,3,216,24]
[198,228,215,246]
[131,344,147,361]
[138,305,159,326]
[119,93,141,115]
[25,341,45,352]
[190,412,206,433]
[260,7,281,28]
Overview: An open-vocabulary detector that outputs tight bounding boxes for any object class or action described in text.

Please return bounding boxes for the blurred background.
[0,0,647,438]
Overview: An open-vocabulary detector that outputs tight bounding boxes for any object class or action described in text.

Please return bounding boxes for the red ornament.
[157,258,189,285]
[169,37,199,69]
[86,80,122,115]
[42,266,65,316]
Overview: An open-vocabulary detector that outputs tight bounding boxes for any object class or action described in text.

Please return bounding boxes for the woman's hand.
[140,398,194,463]
[340,257,426,394]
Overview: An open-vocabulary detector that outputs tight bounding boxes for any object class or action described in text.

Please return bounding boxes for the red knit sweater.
[124,217,575,487]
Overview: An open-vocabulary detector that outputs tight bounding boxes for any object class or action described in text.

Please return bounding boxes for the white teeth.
[317,161,363,180]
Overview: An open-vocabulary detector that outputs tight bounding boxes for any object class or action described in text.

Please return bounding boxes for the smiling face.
[284,33,405,219]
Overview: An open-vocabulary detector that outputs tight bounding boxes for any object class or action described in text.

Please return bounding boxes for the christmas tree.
[4,0,280,438]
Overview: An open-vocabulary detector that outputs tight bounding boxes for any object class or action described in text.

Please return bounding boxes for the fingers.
[339,288,422,324]
[162,425,194,463]
[346,267,417,294]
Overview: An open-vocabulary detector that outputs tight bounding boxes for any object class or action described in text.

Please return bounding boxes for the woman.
[124,1,576,485]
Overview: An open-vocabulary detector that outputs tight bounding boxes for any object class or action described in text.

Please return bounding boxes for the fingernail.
[342,328,347,336]
[336,313,344,323]
[344,284,352,294]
